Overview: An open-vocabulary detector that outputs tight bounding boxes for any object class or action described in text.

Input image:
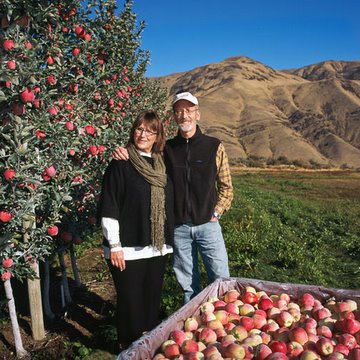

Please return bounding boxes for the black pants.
[107,255,168,344]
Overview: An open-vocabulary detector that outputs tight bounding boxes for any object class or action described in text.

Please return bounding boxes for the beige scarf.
[128,143,167,250]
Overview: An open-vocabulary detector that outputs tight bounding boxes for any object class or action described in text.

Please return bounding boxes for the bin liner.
[117,277,360,360]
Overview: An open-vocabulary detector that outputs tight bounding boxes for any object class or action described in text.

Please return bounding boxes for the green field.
[162,170,360,314]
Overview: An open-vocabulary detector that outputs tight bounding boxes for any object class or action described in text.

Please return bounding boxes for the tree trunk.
[58,249,72,308]
[3,279,28,358]
[27,261,46,340]
[69,245,81,286]
[42,258,55,320]
[23,215,46,340]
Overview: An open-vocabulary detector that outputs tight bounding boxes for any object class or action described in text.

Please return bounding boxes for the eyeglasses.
[174,108,199,117]
[135,127,157,136]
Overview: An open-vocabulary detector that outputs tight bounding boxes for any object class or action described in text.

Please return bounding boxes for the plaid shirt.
[215,143,233,216]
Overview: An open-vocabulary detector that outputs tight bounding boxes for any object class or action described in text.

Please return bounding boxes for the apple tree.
[0,0,168,349]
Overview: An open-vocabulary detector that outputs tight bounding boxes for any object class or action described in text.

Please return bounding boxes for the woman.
[98,111,174,351]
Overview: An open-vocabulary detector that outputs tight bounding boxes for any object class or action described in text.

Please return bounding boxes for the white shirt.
[101,151,173,260]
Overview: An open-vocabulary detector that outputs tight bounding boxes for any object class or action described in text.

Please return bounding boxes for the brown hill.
[157,56,360,168]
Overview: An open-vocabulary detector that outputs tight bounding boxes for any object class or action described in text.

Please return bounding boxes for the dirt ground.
[0,248,118,359]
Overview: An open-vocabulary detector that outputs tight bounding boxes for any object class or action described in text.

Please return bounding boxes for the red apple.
[273,299,288,310]
[255,343,272,360]
[184,317,198,332]
[258,297,273,311]
[304,317,318,334]
[267,307,281,319]
[163,343,180,358]
[7,60,16,70]
[335,302,351,315]
[348,348,360,360]
[65,121,75,131]
[48,106,59,115]
[47,56,55,65]
[242,291,258,305]
[239,316,254,330]
[72,47,81,56]
[299,293,315,307]
[2,258,13,268]
[270,341,287,354]
[336,318,360,335]
[252,313,267,329]
[221,334,236,347]
[60,232,73,243]
[262,321,280,334]
[1,272,12,281]
[344,299,357,312]
[279,293,291,304]
[224,289,241,303]
[181,339,199,354]
[225,343,246,359]
[260,330,272,345]
[312,307,331,321]
[225,302,239,314]
[85,124,95,135]
[47,225,59,236]
[333,343,350,356]
[273,327,290,343]
[316,325,332,338]
[74,26,85,37]
[230,325,248,342]
[266,352,289,360]
[198,327,217,345]
[227,313,240,324]
[316,337,334,356]
[47,75,57,85]
[0,210,12,223]
[337,333,357,350]
[288,308,301,322]
[20,88,35,103]
[200,311,216,324]
[45,165,56,177]
[289,326,308,345]
[169,330,187,346]
[203,344,221,358]
[255,309,267,317]
[35,130,46,140]
[87,145,99,156]
[300,350,320,360]
[277,311,294,328]
[4,169,15,180]
[3,39,14,51]
[287,341,304,357]
[207,319,224,331]
[239,303,255,316]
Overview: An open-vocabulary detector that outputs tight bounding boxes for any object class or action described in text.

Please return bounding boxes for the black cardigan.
[98,157,174,248]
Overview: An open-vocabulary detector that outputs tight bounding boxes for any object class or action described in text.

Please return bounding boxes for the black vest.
[165,126,220,225]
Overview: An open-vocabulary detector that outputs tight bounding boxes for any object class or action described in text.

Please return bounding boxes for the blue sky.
[123,0,360,77]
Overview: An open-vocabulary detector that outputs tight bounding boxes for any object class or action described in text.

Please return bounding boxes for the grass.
[3,170,358,359]
[161,170,360,315]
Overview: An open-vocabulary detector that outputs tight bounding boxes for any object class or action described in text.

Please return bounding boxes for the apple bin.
[117,277,360,360]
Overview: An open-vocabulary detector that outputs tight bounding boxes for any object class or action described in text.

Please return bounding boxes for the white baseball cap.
[172,92,198,106]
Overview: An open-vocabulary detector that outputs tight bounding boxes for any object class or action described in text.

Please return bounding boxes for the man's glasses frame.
[174,107,199,117]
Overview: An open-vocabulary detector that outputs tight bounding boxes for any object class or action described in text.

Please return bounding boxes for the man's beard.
[178,121,195,133]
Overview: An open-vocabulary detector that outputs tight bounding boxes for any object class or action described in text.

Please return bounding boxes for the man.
[114,91,233,303]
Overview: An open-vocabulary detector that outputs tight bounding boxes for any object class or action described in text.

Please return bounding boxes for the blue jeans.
[173,221,230,303]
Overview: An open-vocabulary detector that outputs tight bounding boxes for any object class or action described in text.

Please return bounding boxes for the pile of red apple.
[153,287,360,360]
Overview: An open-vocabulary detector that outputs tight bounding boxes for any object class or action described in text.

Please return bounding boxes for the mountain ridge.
[157,56,360,168]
